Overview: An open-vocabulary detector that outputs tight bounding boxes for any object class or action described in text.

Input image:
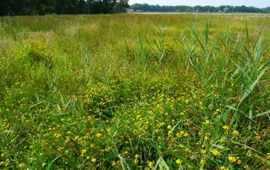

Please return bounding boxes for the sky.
[129,0,270,8]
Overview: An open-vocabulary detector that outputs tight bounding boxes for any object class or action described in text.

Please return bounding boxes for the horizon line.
[129,3,270,8]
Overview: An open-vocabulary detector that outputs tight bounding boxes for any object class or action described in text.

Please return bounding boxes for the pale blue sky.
[129,0,270,8]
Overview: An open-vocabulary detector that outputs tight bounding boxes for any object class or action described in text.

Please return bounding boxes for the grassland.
[0,14,270,169]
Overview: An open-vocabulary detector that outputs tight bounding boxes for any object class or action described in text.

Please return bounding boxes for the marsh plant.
[0,14,269,169]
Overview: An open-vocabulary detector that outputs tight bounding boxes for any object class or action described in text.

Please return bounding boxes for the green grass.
[0,14,270,170]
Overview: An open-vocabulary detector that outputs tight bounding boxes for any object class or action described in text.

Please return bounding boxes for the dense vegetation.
[0,0,129,16]
[131,4,270,13]
[0,14,270,169]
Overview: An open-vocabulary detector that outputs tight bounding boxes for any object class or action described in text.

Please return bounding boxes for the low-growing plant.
[0,14,269,170]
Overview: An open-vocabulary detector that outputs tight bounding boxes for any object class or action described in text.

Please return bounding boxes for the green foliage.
[131,4,270,13]
[0,0,129,16]
[0,14,270,169]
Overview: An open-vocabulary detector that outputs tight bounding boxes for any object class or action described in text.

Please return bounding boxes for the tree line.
[0,0,129,16]
[131,4,270,13]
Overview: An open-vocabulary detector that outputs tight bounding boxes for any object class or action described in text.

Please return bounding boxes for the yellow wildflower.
[148,161,154,168]
[53,133,62,138]
[73,136,79,141]
[95,133,102,138]
[17,163,25,169]
[81,149,87,155]
[91,158,97,163]
[211,149,221,156]
[200,159,205,165]
[176,131,188,137]
[203,119,210,125]
[176,159,182,164]
[204,136,209,141]
[134,159,139,164]
[223,125,230,130]
[233,130,239,137]
[228,156,237,163]
[255,133,261,140]
[220,166,229,170]
[179,144,184,148]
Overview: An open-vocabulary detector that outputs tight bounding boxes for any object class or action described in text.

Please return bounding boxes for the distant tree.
[0,0,131,15]
[113,0,129,13]
[55,0,75,14]
[1,1,268,16]
[130,4,266,14]
[223,7,230,13]
[263,7,270,13]
[0,0,11,15]
[33,0,56,15]
[78,0,87,13]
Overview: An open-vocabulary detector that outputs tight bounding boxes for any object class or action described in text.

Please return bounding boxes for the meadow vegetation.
[0,14,270,169]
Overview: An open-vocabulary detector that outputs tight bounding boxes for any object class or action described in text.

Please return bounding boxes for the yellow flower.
[42,163,46,167]
[220,166,229,170]
[90,144,95,149]
[220,137,225,142]
[176,131,189,137]
[148,161,154,168]
[223,125,230,130]
[200,159,205,165]
[73,136,79,141]
[158,122,165,127]
[81,149,87,155]
[53,133,62,138]
[255,133,261,140]
[233,130,239,137]
[211,149,221,156]
[228,156,237,163]
[135,154,140,158]
[17,163,25,169]
[91,158,97,163]
[176,159,182,164]
[183,132,189,137]
[95,133,102,138]
[203,120,210,125]
[204,136,209,141]
[134,159,139,164]
[167,125,172,129]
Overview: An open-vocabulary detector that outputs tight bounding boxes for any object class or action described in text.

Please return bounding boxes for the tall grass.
[0,14,269,169]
